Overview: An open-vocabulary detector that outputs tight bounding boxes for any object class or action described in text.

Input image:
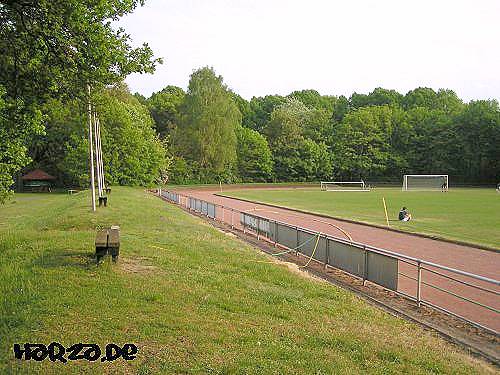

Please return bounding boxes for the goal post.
[402,175,448,191]
[320,181,370,192]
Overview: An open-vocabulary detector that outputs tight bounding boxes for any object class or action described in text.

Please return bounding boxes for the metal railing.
[158,189,500,335]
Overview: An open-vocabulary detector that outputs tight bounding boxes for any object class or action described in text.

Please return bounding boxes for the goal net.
[320,181,370,192]
[402,175,448,191]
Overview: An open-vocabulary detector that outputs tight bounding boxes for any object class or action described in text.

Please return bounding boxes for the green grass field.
[222,188,500,249]
[0,188,495,373]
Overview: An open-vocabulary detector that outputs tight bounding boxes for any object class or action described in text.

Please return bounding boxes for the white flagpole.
[87,85,96,211]
[93,111,102,197]
[96,117,106,193]
[97,116,103,196]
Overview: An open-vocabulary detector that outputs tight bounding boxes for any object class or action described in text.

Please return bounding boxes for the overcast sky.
[119,0,500,101]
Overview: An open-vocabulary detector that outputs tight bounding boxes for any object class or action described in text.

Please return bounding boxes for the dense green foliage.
[0,87,41,202]
[331,105,409,179]
[30,84,168,187]
[0,0,160,201]
[146,85,185,138]
[145,78,498,185]
[265,98,332,181]
[171,67,240,183]
[236,126,273,181]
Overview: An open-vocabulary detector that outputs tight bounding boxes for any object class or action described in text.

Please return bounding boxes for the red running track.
[173,188,500,333]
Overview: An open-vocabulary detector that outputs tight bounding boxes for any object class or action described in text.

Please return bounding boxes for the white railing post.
[296,227,299,256]
[363,246,368,285]
[417,261,422,307]
[325,239,329,269]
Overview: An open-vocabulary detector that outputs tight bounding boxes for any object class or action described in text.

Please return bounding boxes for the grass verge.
[0,187,495,373]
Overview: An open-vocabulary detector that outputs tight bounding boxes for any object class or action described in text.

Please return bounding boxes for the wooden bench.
[68,189,78,195]
[95,225,120,262]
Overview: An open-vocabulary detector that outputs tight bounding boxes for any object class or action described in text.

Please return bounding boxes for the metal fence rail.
[158,189,500,335]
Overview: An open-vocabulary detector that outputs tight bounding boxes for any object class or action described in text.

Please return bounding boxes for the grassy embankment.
[0,188,495,373]
[222,188,500,249]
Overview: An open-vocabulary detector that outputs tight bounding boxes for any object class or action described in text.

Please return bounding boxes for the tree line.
[137,68,499,185]
[16,67,500,192]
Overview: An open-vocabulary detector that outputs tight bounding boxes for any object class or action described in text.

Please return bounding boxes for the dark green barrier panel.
[328,240,365,278]
[268,221,277,242]
[367,252,398,291]
[297,230,327,263]
[276,223,298,250]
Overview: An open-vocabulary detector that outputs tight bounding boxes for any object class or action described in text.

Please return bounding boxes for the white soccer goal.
[402,175,449,191]
[320,181,370,192]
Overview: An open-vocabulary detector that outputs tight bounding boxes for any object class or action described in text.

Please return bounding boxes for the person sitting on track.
[398,207,412,222]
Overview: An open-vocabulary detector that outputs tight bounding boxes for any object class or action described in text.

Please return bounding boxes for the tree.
[0,86,40,202]
[435,89,464,115]
[236,127,273,182]
[173,67,240,180]
[386,106,414,176]
[455,100,500,182]
[332,95,350,123]
[350,88,403,110]
[264,98,307,147]
[303,108,333,145]
[265,98,332,181]
[28,98,86,186]
[331,105,397,179]
[247,95,287,132]
[38,84,169,187]
[271,137,332,181]
[231,93,252,128]
[97,86,169,186]
[403,87,438,110]
[366,88,403,108]
[133,93,148,106]
[404,107,456,176]
[288,89,336,114]
[349,92,371,109]
[146,86,185,137]
[0,0,160,202]
[403,87,464,115]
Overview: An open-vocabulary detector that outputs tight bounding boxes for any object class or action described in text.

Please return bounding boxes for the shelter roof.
[21,169,56,180]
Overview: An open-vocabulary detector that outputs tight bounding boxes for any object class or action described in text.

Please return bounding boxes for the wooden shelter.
[21,169,56,192]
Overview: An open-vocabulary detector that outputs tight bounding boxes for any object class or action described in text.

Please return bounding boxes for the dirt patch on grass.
[281,260,328,283]
[118,256,160,275]
[215,227,237,238]
[255,254,327,283]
